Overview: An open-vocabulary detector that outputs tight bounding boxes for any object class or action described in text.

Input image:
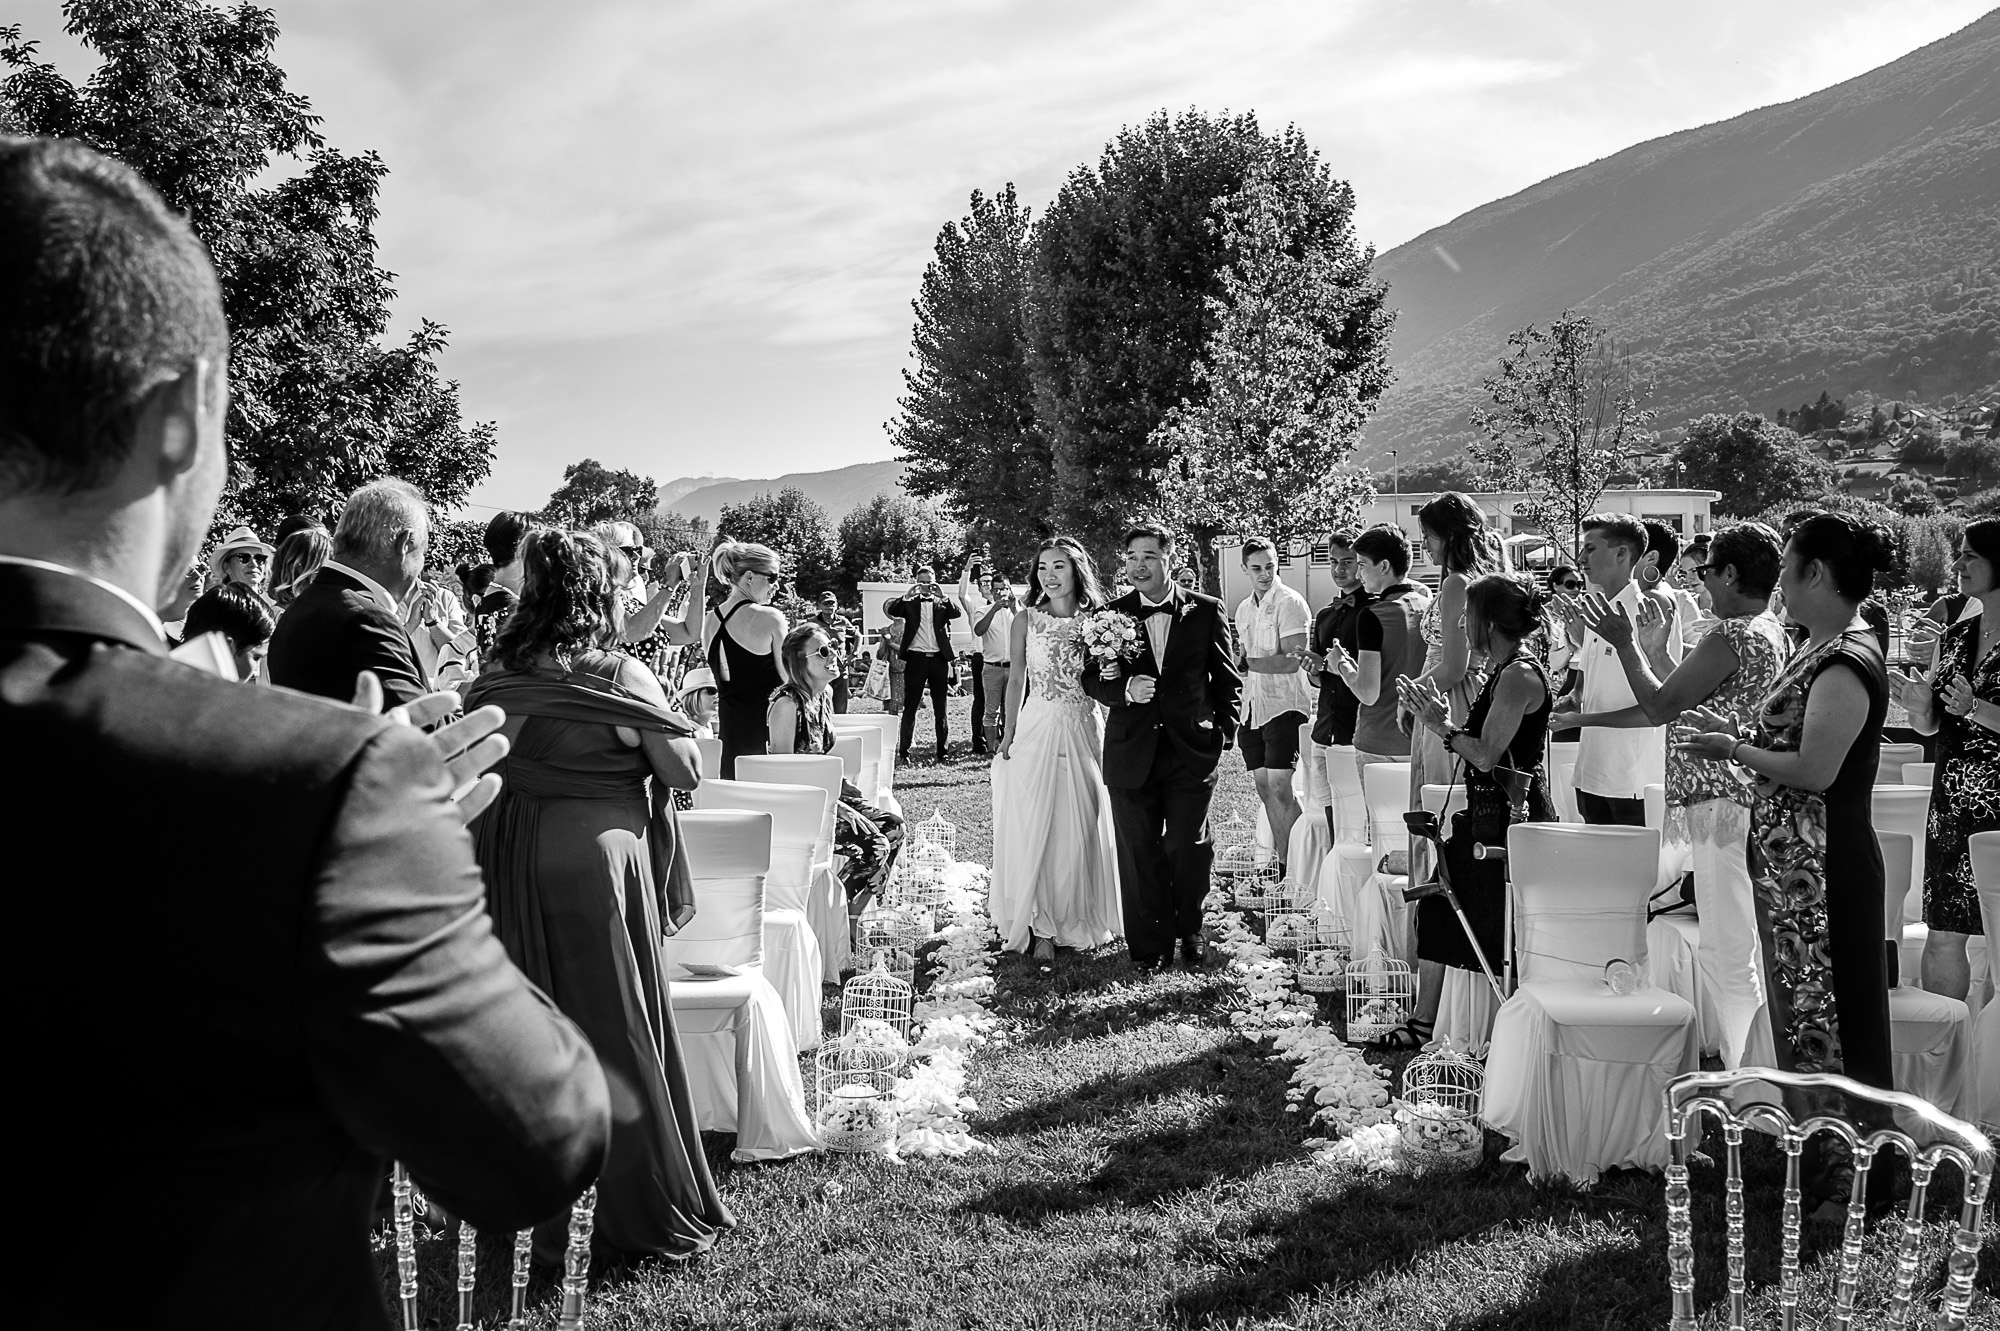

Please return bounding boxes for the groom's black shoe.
[1178,934,1208,969]
[1132,953,1173,974]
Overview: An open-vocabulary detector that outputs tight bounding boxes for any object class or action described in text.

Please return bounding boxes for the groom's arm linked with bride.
[1081,584,1244,967]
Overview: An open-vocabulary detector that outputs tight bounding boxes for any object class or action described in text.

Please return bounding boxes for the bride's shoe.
[1031,936,1056,962]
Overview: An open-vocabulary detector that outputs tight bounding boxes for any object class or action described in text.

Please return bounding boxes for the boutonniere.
[1176,598,1196,620]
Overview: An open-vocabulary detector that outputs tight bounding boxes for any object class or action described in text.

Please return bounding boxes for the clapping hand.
[1395,676,1451,734]
[1670,704,1740,763]
[1889,664,1935,715]
[350,671,508,823]
[1940,672,1977,718]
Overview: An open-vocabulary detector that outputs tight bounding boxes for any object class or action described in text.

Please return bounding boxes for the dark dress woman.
[770,679,906,904]
[1922,615,2000,936]
[1419,657,1553,975]
[467,650,732,1260]
[1747,627,1893,1089]
[709,599,782,778]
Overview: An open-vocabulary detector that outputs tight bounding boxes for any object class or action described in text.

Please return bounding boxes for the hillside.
[664,459,906,527]
[1363,10,2000,465]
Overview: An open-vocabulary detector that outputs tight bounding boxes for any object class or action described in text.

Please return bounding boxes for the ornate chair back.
[1665,1067,1993,1331]
[1506,824,1660,986]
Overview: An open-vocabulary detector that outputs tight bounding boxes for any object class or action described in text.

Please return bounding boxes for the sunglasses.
[1555,580,1582,591]
[228,552,269,565]
[1691,564,1721,579]
[619,544,644,558]
[811,643,840,659]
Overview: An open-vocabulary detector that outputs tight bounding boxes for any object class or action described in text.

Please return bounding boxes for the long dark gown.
[1746,625,1893,1091]
[468,653,732,1259]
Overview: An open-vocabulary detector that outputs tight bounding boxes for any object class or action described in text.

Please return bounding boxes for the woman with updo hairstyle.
[465,528,731,1260]
[1408,494,1502,873]
[1682,514,1895,1113]
[767,622,905,928]
[1394,572,1553,1049]
[703,538,788,777]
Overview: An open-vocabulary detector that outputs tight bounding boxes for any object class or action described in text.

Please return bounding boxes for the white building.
[1215,488,1719,616]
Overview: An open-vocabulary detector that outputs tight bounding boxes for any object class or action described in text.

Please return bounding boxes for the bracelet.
[1728,738,1746,764]
[1441,725,1464,750]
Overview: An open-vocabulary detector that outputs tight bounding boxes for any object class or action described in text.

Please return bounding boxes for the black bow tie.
[1135,601,1175,619]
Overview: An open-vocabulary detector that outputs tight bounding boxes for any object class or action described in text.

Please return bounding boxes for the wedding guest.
[1324,525,1431,834]
[403,571,476,692]
[1175,566,1200,593]
[266,478,435,709]
[1643,520,1709,651]
[211,524,273,597]
[268,524,329,609]
[704,538,788,777]
[159,561,203,646]
[767,622,905,920]
[461,559,517,667]
[677,665,720,737]
[1302,530,1366,841]
[1407,495,1499,877]
[1546,563,1584,741]
[1233,537,1314,877]
[1566,513,1682,825]
[876,625,906,712]
[955,562,1008,750]
[180,582,277,682]
[594,520,702,680]
[1397,573,1555,1049]
[1680,513,1895,1097]
[1891,516,2000,999]
[811,590,860,714]
[466,528,730,1261]
[2,134,607,1328]
[1556,522,1790,1068]
[485,509,533,595]
[885,563,962,763]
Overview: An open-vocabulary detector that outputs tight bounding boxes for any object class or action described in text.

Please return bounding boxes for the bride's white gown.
[989,608,1123,952]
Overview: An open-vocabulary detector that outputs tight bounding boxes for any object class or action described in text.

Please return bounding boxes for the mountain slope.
[664,459,906,527]
[1364,11,2000,463]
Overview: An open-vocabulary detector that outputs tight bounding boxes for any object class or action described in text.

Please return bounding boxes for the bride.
[989,536,1123,958]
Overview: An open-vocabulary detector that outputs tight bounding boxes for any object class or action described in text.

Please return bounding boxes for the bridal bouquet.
[1077,608,1143,680]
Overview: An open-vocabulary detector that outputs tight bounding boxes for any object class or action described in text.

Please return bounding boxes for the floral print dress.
[1923,615,2000,935]
[1745,627,1893,1089]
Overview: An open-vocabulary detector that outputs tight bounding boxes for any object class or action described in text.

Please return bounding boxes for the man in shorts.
[1232,537,1315,879]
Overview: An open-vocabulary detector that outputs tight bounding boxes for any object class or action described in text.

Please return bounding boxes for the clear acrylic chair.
[1664,1066,1994,1330]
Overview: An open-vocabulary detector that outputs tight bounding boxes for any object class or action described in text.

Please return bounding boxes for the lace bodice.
[1023,609,1096,712]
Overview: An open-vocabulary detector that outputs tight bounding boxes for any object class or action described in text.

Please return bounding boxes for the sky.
[13,0,1995,513]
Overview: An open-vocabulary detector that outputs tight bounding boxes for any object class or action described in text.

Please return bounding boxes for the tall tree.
[1029,110,1292,555]
[0,2,493,536]
[541,459,658,528]
[1153,152,1393,551]
[888,185,1047,569]
[716,487,838,598]
[834,493,965,597]
[1470,311,1655,559]
[1674,412,1837,517]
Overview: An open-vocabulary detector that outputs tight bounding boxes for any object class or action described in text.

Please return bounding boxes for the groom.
[1083,522,1243,970]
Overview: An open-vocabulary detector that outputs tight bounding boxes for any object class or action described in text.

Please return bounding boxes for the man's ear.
[142,362,207,481]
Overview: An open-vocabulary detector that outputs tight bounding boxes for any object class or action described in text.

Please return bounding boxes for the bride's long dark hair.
[1027,536,1105,611]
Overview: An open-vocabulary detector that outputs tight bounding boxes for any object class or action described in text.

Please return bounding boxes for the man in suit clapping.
[0,137,610,1330]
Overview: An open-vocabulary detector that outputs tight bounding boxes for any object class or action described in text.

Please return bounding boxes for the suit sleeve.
[345,611,431,710]
[302,725,611,1229]
[1081,654,1126,707]
[1208,604,1244,745]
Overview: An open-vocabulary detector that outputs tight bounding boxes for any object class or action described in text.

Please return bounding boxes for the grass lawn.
[384,693,1999,1328]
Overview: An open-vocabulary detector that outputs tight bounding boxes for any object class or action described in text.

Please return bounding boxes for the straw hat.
[677,666,718,698]
[214,526,273,559]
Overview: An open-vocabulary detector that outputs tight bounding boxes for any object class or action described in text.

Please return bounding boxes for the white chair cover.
[666,811,816,1162]
[831,719,902,819]
[1876,741,1926,786]
[695,779,829,1052]
[1881,829,1970,1116]
[1872,784,1930,924]
[1902,761,1935,790]
[1327,743,1367,843]
[695,734,723,783]
[1482,824,1700,1184]
[1967,832,2000,1133]
[1548,742,1581,823]
[1286,811,1332,903]
[830,712,900,791]
[1314,843,1378,916]
[1352,762,1414,963]
[830,731,864,782]
[735,754,853,980]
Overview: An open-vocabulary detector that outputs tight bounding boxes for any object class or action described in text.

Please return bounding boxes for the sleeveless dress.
[1747,626,1893,1089]
[1923,615,2000,935]
[708,599,781,778]
[1418,655,1551,973]
[1409,586,1485,878]
[988,609,1123,952]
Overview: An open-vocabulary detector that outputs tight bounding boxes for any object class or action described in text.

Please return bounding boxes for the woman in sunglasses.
[705,539,789,777]
[768,623,904,925]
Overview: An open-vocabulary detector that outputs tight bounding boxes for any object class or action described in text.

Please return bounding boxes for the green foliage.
[1885,474,1940,515]
[540,458,658,528]
[1153,152,1392,549]
[1470,311,1655,559]
[0,2,494,536]
[1946,436,2000,487]
[888,185,1048,570]
[1900,512,1961,593]
[834,493,965,597]
[1674,412,1837,518]
[1381,456,1489,494]
[716,487,838,598]
[429,518,487,578]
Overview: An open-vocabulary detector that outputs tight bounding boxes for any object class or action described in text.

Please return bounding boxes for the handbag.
[863,653,891,701]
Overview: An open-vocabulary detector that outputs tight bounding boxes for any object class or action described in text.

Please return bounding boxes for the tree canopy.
[834,493,965,597]
[541,459,659,528]
[717,488,838,597]
[0,1,493,537]
[1673,412,1837,518]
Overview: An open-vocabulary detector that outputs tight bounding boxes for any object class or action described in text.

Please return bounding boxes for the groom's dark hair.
[1122,521,1174,552]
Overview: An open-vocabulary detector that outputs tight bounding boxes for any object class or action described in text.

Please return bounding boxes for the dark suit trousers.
[967,653,986,748]
[1108,741,1216,961]
[898,650,951,756]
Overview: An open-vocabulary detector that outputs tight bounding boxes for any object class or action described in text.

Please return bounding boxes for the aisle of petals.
[889,863,1001,1159]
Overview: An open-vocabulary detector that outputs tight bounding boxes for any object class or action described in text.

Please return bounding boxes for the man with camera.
[957,555,1016,755]
[884,563,962,763]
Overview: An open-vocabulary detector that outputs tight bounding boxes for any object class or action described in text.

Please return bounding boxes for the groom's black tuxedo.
[1082,588,1243,962]
[1,561,610,1330]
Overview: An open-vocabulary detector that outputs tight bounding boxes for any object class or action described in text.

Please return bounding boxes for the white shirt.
[1574,580,1685,799]
[0,555,167,644]
[957,581,1015,662]
[321,560,402,617]
[1233,581,1315,726]
[1138,588,1175,667]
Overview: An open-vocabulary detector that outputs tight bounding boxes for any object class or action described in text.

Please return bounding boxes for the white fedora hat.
[677,666,718,698]
[214,526,274,559]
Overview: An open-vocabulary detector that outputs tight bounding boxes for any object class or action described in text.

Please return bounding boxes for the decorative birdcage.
[814,1037,901,1153]
[856,903,927,985]
[1230,861,1282,911]
[1395,1041,1486,1171]
[911,810,958,861]
[1263,903,1312,955]
[1344,950,1415,1042]
[1296,912,1352,994]
[840,961,915,1052]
